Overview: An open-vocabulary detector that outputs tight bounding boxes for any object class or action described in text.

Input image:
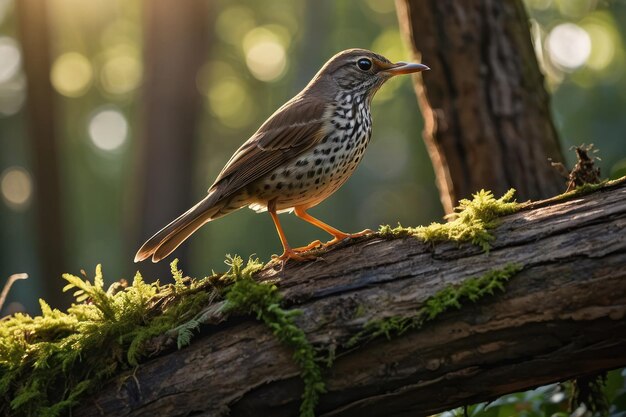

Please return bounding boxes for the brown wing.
[208,95,330,202]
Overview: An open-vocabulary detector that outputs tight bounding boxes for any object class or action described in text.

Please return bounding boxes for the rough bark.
[15,0,70,307]
[395,0,565,214]
[130,0,211,278]
[76,180,626,417]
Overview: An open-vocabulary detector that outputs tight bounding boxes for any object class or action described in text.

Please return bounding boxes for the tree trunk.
[130,0,211,278]
[15,0,70,307]
[395,0,565,214]
[76,180,626,417]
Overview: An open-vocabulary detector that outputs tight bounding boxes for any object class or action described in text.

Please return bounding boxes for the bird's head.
[306,48,429,101]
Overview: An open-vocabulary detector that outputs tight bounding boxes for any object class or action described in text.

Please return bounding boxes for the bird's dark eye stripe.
[356,58,372,71]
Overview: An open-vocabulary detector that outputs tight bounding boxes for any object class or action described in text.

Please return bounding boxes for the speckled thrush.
[135,48,429,264]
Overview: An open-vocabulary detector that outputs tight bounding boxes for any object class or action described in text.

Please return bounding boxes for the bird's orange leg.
[268,205,315,263]
[294,206,372,248]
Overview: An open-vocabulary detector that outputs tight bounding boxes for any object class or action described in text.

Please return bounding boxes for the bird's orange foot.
[292,240,323,253]
[271,248,317,268]
[325,229,373,247]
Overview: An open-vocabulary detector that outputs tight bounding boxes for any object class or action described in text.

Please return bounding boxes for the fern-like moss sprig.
[379,189,519,251]
[0,263,216,417]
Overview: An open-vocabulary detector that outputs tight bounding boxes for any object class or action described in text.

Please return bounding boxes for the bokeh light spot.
[583,23,616,72]
[51,52,93,97]
[216,6,256,45]
[243,28,288,82]
[245,41,287,82]
[1,166,33,211]
[100,45,142,95]
[88,108,128,151]
[0,73,26,116]
[208,78,253,128]
[0,37,21,84]
[546,23,591,71]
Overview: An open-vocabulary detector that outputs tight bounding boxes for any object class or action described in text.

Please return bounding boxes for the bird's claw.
[271,248,318,270]
[270,230,373,270]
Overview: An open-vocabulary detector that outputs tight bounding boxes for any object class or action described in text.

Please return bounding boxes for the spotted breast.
[247,91,372,213]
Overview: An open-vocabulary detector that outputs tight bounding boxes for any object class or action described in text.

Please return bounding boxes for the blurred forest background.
[1,0,626,415]
[1,0,625,316]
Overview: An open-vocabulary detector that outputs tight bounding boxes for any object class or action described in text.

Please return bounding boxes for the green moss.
[221,255,324,417]
[379,189,519,252]
[347,263,522,347]
[0,256,324,417]
[550,179,610,202]
[0,263,220,417]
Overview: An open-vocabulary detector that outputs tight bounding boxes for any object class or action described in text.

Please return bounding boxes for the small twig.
[0,273,29,312]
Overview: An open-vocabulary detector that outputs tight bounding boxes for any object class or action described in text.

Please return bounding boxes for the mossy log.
[77,182,626,417]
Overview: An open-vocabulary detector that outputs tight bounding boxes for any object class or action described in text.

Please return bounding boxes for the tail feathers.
[134,196,222,263]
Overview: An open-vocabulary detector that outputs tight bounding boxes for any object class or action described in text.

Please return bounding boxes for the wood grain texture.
[77,181,626,417]
[395,0,565,214]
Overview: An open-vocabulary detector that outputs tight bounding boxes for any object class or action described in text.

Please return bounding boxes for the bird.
[135,48,429,265]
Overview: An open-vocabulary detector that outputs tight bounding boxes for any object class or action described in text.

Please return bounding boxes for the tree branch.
[77,180,626,417]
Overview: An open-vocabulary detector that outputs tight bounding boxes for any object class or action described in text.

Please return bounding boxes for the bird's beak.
[381,61,430,76]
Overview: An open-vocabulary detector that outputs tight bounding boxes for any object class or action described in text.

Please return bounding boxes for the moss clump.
[221,256,324,417]
[0,262,221,417]
[0,256,324,417]
[379,189,519,252]
[348,263,522,347]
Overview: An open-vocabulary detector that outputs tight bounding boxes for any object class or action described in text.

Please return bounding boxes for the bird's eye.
[356,58,372,71]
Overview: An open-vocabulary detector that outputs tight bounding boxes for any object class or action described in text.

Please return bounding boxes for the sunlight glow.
[0,37,21,84]
[88,108,128,151]
[1,166,32,211]
[546,23,591,70]
[51,52,93,97]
